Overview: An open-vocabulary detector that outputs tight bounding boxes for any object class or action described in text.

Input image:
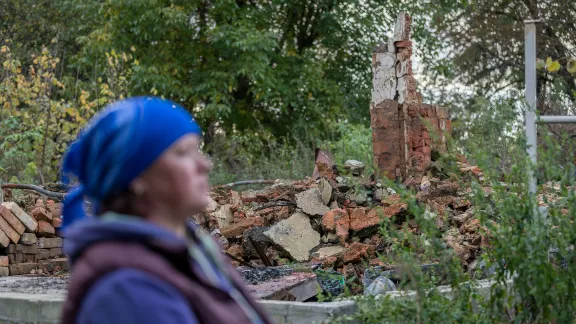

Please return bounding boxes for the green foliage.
[57,0,388,141]
[0,42,133,182]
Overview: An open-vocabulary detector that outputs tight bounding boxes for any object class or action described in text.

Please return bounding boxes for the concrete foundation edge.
[0,279,508,324]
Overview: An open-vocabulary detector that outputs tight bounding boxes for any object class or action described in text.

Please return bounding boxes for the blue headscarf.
[61,96,202,230]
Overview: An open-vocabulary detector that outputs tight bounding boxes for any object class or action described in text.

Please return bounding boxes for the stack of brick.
[370,12,451,181]
[0,200,67,276]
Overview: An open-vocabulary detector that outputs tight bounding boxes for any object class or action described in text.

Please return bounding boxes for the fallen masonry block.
[31,206,52,222]
[0,205,25,235]
[312,246,346,259]
[37,237,63,249]
[0,231,9,248]
[9,263,39,275]
[37,249,50,260]
[221,217,264,238]
[247,272,320,302]
[1,202,37,233]
[0,214,21,244]
[23,254,36,263]
[37,220,56,237]
[39,258,69,273]
[322,209,350,244]
[16,244,37,254]
[264,212,320,262]
[49,248,63,258]
[19,233,37,245]
[296,188,330,216]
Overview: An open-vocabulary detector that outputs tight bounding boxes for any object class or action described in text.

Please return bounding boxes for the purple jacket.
[61,219,273,324]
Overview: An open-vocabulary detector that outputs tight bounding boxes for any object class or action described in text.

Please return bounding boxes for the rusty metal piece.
[249,236,273,267]
[225,252,255,268]
[312,148,334,180]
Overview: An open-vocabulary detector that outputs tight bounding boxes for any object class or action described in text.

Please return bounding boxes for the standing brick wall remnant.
[370,12,451,181]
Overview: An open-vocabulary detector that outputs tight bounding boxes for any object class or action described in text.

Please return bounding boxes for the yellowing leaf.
[130,46,136,52]
[546,57,561,73]
[567,59,576,74]
[134,59,140,66]
[0,46,7,53]
[536,58,545,70]
[151,87,158,95]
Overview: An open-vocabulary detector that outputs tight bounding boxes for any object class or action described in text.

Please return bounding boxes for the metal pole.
[525,21,538,196]
[538,116,576,124]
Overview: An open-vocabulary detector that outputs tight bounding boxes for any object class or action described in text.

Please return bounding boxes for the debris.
[221,217,264,238]
[264,212,320,262]
[322,209,350,244]
[215,205,234,228]
[313,246,346,259]
[364,276,397,296]
[315,269,346,296]
[296,188,330,216]
[318,179,332,205]
[343,243,374,264]
[344,160,366,176]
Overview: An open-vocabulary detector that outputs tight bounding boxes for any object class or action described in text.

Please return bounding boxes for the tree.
[58,0,390,147]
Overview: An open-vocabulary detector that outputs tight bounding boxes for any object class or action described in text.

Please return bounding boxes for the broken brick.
[37,221,56,238]
[31,206,52,222]
[221,217,264,238]
[322,209,350,244]
[343,243,374,264]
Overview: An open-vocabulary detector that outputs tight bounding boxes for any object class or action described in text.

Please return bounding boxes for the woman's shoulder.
[78,268,198,324]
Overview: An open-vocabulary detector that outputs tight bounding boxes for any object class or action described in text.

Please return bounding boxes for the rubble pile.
[0,197,66,276]
[199,156,490,297]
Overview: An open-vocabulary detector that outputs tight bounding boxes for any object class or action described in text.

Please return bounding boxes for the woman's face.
[135,134,212,217]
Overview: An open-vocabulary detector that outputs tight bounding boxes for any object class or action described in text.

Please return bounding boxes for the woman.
[59,97,273,324]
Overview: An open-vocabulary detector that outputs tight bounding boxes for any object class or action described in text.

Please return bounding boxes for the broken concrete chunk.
[312,246,346,259]
[264,212,320,262]
[374,188,389,202]
[321,232,339,244]
[364,276,397,296]
[318,179,333,205]
[1,202,37,233]
[344,160,366,176]
[295,188,330,216]
[215,205,234,228]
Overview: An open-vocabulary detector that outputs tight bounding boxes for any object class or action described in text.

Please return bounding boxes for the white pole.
[525,20,538,196]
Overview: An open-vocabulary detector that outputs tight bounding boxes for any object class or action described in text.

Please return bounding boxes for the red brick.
[46,200,62,218]
[322,209,350,244]
[394,40,412,48]
[220,217,264,238]
[31,206,52,222]
[343,243,374,263]
[52,217,62,228]
[37,221,56,238]
[349,208,381,232]
[0,214,20,244]
[0,205,25,235]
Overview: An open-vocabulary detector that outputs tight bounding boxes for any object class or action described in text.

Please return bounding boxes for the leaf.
[546,57,561,73]
[567,59,576,74]
[536,59,545,70]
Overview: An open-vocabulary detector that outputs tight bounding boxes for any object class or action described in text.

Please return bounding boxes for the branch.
[1,183,65,199]
[211,180,278,190]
